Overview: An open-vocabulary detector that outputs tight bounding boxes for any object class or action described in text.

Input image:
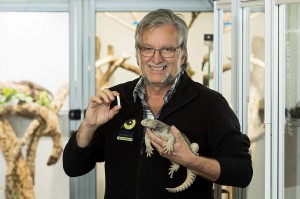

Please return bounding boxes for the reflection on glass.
[221,12,233,108]
[284,3,300,199]
[0,12,69,199]
[246,8,265,199]
[218,10,233,199]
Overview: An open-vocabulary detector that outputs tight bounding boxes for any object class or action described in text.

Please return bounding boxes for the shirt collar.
[133,69,184,103]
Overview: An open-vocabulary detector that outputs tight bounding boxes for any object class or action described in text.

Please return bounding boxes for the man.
[63,9,252,199]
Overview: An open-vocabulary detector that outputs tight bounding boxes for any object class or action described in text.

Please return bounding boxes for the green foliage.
[0,87,17,104]
[36,90,50,107]
[12,193,18,199]
[0,87,50,107]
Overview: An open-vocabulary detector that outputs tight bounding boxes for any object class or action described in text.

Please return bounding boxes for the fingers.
[146,129,170,156]
[97,88,120,104]
[146,126,185,156]
[89,88,120,106]
[146,129,163,146]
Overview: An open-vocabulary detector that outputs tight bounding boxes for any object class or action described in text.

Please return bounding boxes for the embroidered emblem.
[117,119,136,142]
[123,119,136,130]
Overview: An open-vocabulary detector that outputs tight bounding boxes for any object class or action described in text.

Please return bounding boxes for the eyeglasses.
[139,45,182,58]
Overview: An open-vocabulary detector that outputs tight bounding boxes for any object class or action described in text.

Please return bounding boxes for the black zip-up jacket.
[63,72,253,199]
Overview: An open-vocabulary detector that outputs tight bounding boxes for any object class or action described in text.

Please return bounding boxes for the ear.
[180,48,187,65]
[136,51,141,66]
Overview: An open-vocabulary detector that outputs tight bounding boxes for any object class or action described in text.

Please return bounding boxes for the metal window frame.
[0,2,68,11]
[214,1,241,198]
[238,1,272,199]
[272,2,300,199]
[214,1,223,93]
[265,0,273,198]
[95,0,213,12]
[277,5,285,199]
[70,0,97,198]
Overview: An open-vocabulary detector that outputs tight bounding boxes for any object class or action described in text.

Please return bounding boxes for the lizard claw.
[168,163,180,178]
[146,146,154,157]
[164,145,174,154]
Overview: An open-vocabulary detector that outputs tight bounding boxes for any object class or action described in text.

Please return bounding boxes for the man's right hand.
[76,88,121,147]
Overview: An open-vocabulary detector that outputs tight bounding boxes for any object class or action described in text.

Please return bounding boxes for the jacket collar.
[120,71,198,121]
[158,71,198,120]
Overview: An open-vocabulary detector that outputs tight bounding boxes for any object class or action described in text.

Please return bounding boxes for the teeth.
[150,65,166,70]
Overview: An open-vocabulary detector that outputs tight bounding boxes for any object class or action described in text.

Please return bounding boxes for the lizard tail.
[165,169,196,193]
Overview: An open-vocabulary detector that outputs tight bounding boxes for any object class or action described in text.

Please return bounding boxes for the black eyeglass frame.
[138,44,183,58]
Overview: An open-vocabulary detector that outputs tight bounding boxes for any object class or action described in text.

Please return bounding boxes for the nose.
[151,50,164,64]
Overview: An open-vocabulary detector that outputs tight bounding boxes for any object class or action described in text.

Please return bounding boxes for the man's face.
[137,24,186,86]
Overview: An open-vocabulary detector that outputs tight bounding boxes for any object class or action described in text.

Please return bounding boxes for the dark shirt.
[63,72,253,199]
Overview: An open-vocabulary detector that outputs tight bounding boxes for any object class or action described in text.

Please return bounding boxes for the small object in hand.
[117,95,121,106]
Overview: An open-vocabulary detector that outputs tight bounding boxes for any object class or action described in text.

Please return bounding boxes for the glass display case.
[214,1,235,198]
[242,5,266,199]
[0,11,70,199]
[282,2,300,198]
[2,0,300,199]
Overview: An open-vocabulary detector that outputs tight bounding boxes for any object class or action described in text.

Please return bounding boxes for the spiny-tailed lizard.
[141,118,199,193]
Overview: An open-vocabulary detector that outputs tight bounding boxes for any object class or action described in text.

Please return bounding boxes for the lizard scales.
[141,118,199,193]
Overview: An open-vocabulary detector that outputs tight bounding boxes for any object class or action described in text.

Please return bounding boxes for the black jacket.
[63,72,253,199]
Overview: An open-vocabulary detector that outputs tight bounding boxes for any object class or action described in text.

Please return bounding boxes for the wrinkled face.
[137,24,186,87]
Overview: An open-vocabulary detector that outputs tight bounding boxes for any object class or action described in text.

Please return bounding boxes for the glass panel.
[95,11,214,198]
[0,12,69,199]
[284,3,300,199]
[221,11,232,108]
[246,7,265,199]
[220,9,233,199]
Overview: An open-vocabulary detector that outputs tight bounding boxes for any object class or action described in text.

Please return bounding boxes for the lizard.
[141,118,199,193]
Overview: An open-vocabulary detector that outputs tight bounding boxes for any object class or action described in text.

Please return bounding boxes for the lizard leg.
[168,161,180,178]
[190,143,199,155]
[145,133,154,157]
[164,135,175,154]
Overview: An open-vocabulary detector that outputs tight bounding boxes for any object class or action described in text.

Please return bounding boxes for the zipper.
[136,128,145,199]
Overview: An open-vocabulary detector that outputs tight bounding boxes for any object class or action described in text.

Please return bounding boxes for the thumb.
[170,125,182,139]
[108,106,121,120]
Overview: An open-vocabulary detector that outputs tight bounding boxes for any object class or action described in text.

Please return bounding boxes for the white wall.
[0,12,69,199]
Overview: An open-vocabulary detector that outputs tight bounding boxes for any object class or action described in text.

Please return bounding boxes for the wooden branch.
[250,56,265,68]
[187,12,201,30]
[96,36,101,61]
[130,12,139,22]
[202,63,231,86]
[0,119,35,199]
[0,82,68,198]
[49,83,69,113]
[95,55,116,68]
[120,62,141,75]
[104,12,136,31]
[0,81,52,101]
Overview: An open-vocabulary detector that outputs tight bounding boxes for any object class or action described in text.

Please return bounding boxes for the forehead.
[140,24,180,46]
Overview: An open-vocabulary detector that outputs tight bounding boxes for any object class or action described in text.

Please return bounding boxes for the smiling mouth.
[149,65,167,71]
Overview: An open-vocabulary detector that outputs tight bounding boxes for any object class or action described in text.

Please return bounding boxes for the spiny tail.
[165,169,196,193]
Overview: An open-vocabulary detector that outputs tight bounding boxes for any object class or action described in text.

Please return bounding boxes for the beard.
[143,72,177,87]
[142,62,181,87]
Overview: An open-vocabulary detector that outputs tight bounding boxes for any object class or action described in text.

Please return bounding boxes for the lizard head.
[141,119,170,131]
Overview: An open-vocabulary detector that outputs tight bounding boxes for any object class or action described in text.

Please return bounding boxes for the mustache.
[147,62,168,68]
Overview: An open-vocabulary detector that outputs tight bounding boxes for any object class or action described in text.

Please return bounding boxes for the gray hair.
[135,9,188,69]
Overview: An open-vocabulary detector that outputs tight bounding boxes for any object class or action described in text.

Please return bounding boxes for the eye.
[142,47,154,53]
[161,48,174,53]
